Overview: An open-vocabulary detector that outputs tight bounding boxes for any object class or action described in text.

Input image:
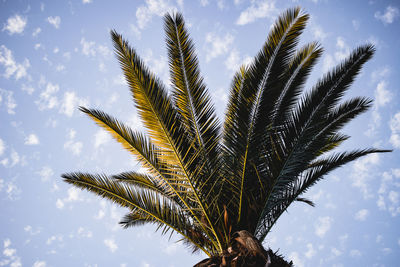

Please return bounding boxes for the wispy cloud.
[375,6,399,25]
[236,0,277,25]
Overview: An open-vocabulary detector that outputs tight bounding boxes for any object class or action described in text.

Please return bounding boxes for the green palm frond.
[221,7,310,224]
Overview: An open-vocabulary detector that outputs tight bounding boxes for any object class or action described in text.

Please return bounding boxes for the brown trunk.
[194,230,293,267]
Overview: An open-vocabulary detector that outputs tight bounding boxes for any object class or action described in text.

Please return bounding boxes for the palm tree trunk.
[194,230,293,267]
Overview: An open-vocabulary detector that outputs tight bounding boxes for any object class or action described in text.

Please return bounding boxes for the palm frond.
[165,13,220,168]
[229,6,310,224]
[111,30,223,251]
[256,148,391,241]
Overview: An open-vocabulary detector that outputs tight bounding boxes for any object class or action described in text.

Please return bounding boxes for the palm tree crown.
[62,7,390,260]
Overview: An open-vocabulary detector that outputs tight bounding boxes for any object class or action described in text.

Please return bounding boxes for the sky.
[0,0,399,266]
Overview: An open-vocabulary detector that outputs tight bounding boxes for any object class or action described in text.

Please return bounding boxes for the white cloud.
[94,130,111,148]
[83,0,93,3]
[47,16,61,29]
[81,38,96,57]
[390,112,400,148]
[204,32,234,62]
[2,14,27,35]
[46,234,63,245]
[374,6,399,25]
[104,238,118,252]
[32,27,41,37]
[37,166,54,182]
[0,45,30,80]
[354,209,369,221]
[21,84,34,95]
[59,91,88,117]
[0,88,17,114]
[80,38,112,58]
[1,238,22,267]
[334,37,350,61]
[0,138,5,156]
[315,216,332,238]
[224,49,252,73]
[352,19,360,31]
[371,66,391,82]
[136,0,178,30]
[377,169,400,216]
[142,49,168,83]
[350,249,362,258]
[288,252,304,267]
[312,25,327,41]
[236,0,277,25]
[25,134,39,145]
[199,0,209,7]
[33,261,47,267]
[351,153,381,198]
[323,37,350,73]
[36,82,59,110]
[375,81,392,107]
[64,129,83,156]
[56,187,82,209]
[305,243,316,259]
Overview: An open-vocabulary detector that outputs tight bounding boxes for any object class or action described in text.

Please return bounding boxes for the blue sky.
[0,0,399,266]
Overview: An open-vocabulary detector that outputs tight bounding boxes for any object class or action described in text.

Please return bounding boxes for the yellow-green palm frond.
[62,172,211,255]
[111,30,223,251]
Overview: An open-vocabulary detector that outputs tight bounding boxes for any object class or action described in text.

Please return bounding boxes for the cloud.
[47,16,61,29]
[352,19,360,31]
[323,37,350,73]
[374,6,399,25]
[59,91,88,117]
[350,249,362,258]
[80,38,112,58]
[56,187,82,209]
[354,209,369,221]
[0,138,5,156]
[80,38,96,57]
[0,88,17,114]
[37,166,54,182]
[0,45,30,80]
[1,238,22,267]
[374,81,392,107]
[224,49,252,73]
[64,129,83,156]
[371,66,391,82]
[204,31,234,62]
[94,130,111,148]
[305,243,316,259]
[236,0,277,25]
[24,134,39,145]
[33,261,47,267]
[2,14,27,35]
[199,0,209,7]
[377,169,400,216]
[46,234,63,245]
[315,216,332,238]
[83,0,92,3]
[36,82,59,110]
[32,27,41,37]
[351,153,381,198]
[104,238,118,252]
[136,0,178,30]
[389,112,400,148]
[288,252,304,267]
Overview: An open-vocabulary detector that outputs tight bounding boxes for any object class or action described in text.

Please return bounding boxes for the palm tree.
[62,7,390,266]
